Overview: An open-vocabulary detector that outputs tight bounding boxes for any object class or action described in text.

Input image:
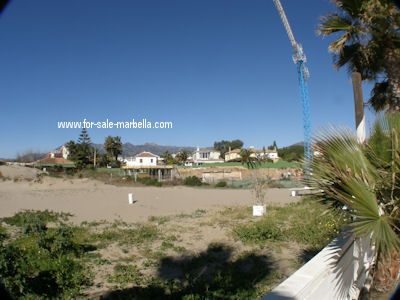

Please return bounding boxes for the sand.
[0,177,299,223]
[0,164,42,180]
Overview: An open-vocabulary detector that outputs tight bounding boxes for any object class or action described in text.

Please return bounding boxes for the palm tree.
[318,0,400,111]
[239,149,259,169]
[161,151,172,164]
[310,112,400,262]
[176,151,189,165]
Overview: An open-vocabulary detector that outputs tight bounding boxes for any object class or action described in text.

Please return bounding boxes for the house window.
[200,152,209,159]
[151,159,153,163]
[140,159,143,163]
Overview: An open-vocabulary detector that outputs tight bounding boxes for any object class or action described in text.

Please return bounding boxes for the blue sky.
[0,0,376,158]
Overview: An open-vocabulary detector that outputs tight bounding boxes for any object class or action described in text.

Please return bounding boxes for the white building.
[192,147,223,165]
[224,146,279,162]
[48,145,70,160]
[122,152,159,167]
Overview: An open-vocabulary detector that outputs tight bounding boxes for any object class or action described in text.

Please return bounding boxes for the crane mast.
[272,0,312,174]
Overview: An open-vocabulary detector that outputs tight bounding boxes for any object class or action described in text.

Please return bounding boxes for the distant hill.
[90,143,196,157]
[288,142,304,148]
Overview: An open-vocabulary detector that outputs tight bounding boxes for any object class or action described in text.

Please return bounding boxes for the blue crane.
[272,0,312,173]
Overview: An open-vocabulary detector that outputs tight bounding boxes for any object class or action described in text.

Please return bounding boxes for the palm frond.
[311,118,400,256]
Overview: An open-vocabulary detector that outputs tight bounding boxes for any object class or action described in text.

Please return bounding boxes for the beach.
[0,175,298,223]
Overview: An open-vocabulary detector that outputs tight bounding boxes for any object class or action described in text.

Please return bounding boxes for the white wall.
[124,156,157,167]
[262,230,375,300]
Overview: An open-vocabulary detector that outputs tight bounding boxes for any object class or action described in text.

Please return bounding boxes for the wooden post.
[351,72,366,143]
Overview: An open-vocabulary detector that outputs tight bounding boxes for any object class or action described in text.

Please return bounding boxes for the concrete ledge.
[262,230,375,300]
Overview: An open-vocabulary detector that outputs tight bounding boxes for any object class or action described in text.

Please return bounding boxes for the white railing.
[262,230,375,300]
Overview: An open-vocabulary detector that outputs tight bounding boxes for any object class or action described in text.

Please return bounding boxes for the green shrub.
[107,264,143,287]
[283,211,344,248]
[109,160,121,168]
[139,177,162,187]
[233,219,282,245]
[1,210,72,234]
[215,181,227,188]
[0,211,92,298]
[184,176,202,186]
[0,161,6,166]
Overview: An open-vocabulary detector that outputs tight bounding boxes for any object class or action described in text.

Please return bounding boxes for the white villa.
[48,145,70,160]
[121,152,160,167]
[224,146,279,162]
[192,147,223,166]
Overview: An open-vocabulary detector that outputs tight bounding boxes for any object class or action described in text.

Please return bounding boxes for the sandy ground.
[0,176,299,223]
[0,164,42,180]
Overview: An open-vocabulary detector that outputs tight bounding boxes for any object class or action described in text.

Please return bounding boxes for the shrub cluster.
[0,210,92,298]
[233,199,346,250]
[139,177,162,187]
[215,181,227,188]
[183,176,202,186]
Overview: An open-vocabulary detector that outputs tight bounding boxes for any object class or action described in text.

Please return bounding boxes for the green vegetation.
[161,150,178,165]
[215,181,227,188]
[175,150,190,165]
[214,139,244,158]
[183,175,202,186]
[139,177,163,187]
[66,128,94,169]
[311,113,400,257]
[318,0,400,111]
[0,198,345,299]
[233,197,346,250]
[104,136,123,166]
[240,148,259,168]
[278,145,304,162]
[0,211,92,299]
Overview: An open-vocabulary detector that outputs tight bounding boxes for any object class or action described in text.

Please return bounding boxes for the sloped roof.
[198,149,220,153]
[135,152,158,158]
[226,149,241,154]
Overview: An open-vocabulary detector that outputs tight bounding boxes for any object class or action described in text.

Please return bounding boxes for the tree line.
[66,128,123,169]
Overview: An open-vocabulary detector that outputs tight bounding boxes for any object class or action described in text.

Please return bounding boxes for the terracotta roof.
[199,149,219,152]
[34,157,75,165]
[135,152,158,158]
[226,149,241,154]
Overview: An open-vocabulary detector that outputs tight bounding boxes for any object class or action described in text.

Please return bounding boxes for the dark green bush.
[0,211,92,298]
[139,177,162,187]
[233,220,282,245]
[1,210,71,234]
[109,160,121,168]
[215,181,227,188]
[184,176,202,186]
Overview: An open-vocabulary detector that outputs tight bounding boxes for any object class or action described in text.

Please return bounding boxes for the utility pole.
[94,148,97,167]
[351,72,366,143]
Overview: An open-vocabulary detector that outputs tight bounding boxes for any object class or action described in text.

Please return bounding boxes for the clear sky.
[0,0,376,158]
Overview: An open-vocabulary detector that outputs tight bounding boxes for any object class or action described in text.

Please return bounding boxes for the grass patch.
[234,219,282,245]
[233,197,347,250]
[107,264,144,288]
[92,224,159,247]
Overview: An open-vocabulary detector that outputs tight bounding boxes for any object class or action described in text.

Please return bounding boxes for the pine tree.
[78,128,91,145]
